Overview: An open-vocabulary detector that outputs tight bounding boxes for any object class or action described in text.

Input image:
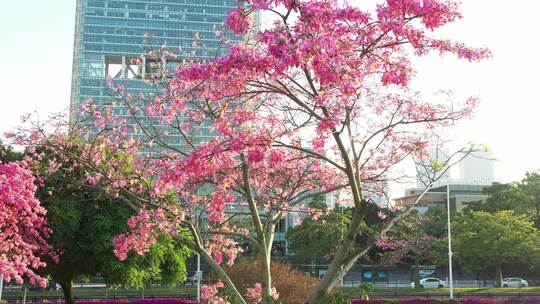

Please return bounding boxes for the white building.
[457,150,494,185]
[416,148,494,188]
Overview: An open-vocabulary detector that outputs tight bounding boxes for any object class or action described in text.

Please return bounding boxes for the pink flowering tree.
[0,160,54,287]
[8,0,490,302]
[376,212,439,289]
[163,0,488,301]
[9,104,344,304]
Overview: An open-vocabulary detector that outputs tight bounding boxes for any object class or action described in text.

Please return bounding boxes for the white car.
[502,277,528,288]
[411,278,447,288]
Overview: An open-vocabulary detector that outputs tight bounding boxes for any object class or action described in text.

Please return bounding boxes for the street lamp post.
[196,253,202,302]
[446,183,454,299]
[0,275,3,301]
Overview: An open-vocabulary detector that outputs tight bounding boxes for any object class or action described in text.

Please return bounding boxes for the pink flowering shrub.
[0,161,54,287]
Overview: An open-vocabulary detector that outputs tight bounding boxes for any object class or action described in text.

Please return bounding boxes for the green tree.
[464,182,525,213]
[452,210,540,287]
[0,141,23,162]
[520,173,540,225]
[463,173,540,228]
[35,146,192,304]
[286,204,350,268]
[286,198,381,275]
[376,212,439,289]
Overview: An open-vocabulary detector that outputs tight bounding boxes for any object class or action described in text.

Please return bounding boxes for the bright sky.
[0,1,539,184]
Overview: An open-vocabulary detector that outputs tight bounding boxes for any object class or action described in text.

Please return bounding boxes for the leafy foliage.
[34,145,192,303]
[452,210,540,286]
[464,173,540,228]
[465,182,526,213]
[0,142,23,162]
[287,199,350,265]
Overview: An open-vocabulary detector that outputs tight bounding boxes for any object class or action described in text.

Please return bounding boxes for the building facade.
[70,0,241,149]
[416,148,494,189]
[457,150,494,186]
[394,184,488,213]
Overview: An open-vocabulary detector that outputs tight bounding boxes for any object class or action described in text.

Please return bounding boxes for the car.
[502,277,528,288]
[411,278,447,288]
[46,280,60,291]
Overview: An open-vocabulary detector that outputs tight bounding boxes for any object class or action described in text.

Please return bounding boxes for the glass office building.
[70,0,241,150]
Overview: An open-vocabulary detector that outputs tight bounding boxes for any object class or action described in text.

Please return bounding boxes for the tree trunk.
[59,281,75,304]
[262,224,276,303]
[495,264,503,287]
[305,209,364,304]
[413,263,421,289]
[304,129,367,304]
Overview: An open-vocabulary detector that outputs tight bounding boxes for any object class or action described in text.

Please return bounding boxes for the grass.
[2,287,196,298]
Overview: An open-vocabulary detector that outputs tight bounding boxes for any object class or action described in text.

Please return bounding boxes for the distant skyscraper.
[457,150,494,185]
[416,148,495,188]
[70,0,241,149]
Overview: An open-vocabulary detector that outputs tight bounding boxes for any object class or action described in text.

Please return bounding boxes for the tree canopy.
[464,173,540,228]
[33,145,192,304]
[452,210,540,287]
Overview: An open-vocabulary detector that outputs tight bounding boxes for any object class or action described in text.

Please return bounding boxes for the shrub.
[218,258,319,303]
[325,290,352,304]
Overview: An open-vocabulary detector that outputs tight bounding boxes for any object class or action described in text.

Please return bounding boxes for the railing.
[340,279,528,288]
[4,294,198,304]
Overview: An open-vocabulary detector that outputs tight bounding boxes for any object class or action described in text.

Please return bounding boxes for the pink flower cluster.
[245,283,279,304]
[206,234,243,267]
[225,7,250,35]
[0,161,54,287]
[113,208,184,261]
[201,281,229,304]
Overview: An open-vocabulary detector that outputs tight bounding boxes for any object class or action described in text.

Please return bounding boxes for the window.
[129,12,146,19]
[127,3,146,10]
[108,2,125,9]
[107,11,124,18]
[88,0,105,8]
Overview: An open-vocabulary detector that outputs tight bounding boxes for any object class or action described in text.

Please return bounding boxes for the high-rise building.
[457,150,494,185]
[415,147,495,189]
[70,0,241,149]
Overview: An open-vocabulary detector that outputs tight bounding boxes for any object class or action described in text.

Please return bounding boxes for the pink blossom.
[246,282,279,304]
[226,7,250,35]
[0,161,53,287]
